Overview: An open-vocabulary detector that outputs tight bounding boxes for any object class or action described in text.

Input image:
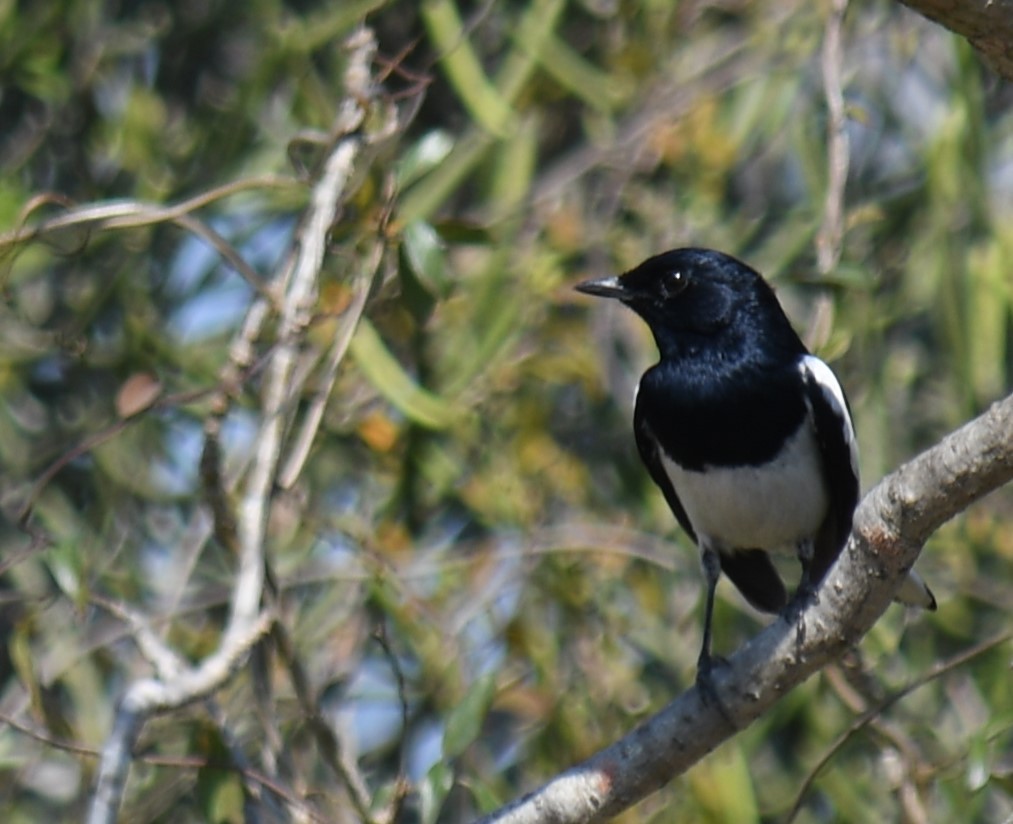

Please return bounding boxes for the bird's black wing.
[633,396,696,542]
[633,390,788,613]
[799,355,861,585]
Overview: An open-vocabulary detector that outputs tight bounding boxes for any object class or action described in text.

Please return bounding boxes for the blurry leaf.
[488,115,539,222]
[397,131,455,188]
[10,620,43,716]
[399,254,438,323]
[92,425,172,500]
[115,372,162,418]
[819,262,876,289]
[966,732,990,791]
[45,538,83,603]
[398,0,564,224]
[967,238,1009,402]
[687,741,759,822]
[119,88,168,170]
[319,281,354,315]
[499,0,566,100]
[274,0,388,51]
[441,250,522,396]
[195,725,245,823]
[443,671,497,759]
[432,218,493,244]
[421,0,516,137]
[398,131,498,225]
[357,410,400,452]
[415,437,465,495]
[420,761,455,824]
[198,767,244,824]
[527,31,630,112]
[349,318,459,429]
[375,519,412,556]
[402,220,451,296]
[464,776,505,815]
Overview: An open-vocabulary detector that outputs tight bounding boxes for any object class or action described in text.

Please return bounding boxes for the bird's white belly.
[660,424,829,552]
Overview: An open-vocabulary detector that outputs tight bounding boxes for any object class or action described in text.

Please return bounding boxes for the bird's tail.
[894,569,937,611]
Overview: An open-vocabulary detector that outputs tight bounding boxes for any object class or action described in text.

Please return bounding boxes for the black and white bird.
[576,248,935,684]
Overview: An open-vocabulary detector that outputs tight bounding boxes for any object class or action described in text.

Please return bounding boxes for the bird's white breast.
[660,423,829,553]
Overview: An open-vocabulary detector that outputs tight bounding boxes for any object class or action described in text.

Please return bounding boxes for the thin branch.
[478,392,1013,824]
[86,28,387,824]
[272,618,377,822]
[0,711,327,823]
[0,710,100,758]
[372,621,413,824]
[15,351,272,529]
[276,230,381,489]
[787,629,1013,822]
[0,174,296,250]
[816,0,850,276]
[91,596,188,681]
[173,212,273,297]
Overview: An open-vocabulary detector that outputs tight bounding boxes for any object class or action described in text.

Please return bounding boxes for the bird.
[576,248,935,689]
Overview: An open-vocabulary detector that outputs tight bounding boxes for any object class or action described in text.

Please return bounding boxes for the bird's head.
[575,247,799,358]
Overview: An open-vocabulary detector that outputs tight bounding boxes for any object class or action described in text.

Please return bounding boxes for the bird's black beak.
[574,275,626,299]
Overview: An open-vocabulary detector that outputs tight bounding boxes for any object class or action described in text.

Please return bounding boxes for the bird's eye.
[660,270,689,298]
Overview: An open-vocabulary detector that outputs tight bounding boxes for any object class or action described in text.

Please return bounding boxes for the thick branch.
[896,0,1013,79]
[479,392,1013,824]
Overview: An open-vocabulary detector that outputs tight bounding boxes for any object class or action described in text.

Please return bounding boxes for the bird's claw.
[784,586,818,648]
[696,654,735,728]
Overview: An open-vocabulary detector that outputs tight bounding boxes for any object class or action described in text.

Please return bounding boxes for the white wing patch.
[799,354,858,478]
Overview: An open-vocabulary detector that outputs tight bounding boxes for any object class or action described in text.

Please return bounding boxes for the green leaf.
[396,130,455,189]
[350,318,459,429]
[398,0,565,224]
[688,740,759,823]
[967,238,1009,402]
[443,672,497,759]
[463,777,503,815]
[421,0,516,137]
[419,761,455,824]
[487,115,539,223]
[402,220,451,296]
[195,726,245,824]
[397,131,497,225]
[966,732,990,791]
[526,31,630,112]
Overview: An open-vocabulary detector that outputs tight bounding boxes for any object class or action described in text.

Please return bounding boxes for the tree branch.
[895,0,1013,80]
[479,391,1013,824]
[85,28,389,824]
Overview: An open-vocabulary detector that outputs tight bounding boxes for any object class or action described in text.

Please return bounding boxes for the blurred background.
[1,0,1011,821]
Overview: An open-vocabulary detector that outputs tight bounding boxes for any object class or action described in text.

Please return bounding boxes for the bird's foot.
[696,654,735,728]
[784,585,818,649]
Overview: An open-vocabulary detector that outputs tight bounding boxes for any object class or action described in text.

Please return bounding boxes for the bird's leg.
[695,547,733,726]
[786,538,817,645]
[697,547,721,677]
[793,538,818,606]
[796,539,814,594]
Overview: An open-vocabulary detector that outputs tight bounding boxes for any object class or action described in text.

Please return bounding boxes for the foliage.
[1,0,1011,822]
